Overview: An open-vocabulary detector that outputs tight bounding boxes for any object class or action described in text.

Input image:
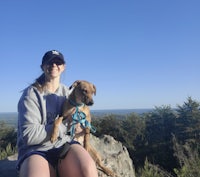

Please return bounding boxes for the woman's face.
[42,59,65,79]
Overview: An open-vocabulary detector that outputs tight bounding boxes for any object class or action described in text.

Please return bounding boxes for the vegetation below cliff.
[92,97,200,177]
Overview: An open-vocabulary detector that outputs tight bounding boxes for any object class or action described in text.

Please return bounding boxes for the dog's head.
[69,80,96,106]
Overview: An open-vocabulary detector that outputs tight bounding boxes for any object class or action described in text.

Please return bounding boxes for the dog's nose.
[87,100,94,106]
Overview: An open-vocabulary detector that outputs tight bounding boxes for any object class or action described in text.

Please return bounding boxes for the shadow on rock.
[0,159,18,177]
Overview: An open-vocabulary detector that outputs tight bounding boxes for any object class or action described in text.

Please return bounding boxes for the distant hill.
[0,112,17,127]
[0,109,152,127]
[91,109,152,117]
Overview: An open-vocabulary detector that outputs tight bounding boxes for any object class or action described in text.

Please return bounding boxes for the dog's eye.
[82,89,87,94]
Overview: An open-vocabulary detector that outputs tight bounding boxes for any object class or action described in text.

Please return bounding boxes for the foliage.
[173,135,200,177]
[137,158,173,177]
[139,105,177,171]
[0,121,17,159]
[92,97,200,176]
[0,143,17,160]
[176,96,200,120]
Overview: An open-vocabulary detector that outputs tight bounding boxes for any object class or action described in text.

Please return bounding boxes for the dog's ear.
[93,84,96,95]
[69,80,81,90]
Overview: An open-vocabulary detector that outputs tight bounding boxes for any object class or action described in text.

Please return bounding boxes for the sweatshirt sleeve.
[18,88,53,145]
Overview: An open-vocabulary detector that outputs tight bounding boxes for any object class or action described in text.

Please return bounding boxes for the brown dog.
[51,80,115,177]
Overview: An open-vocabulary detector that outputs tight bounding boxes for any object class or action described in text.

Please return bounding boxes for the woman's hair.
[32,73,46,93]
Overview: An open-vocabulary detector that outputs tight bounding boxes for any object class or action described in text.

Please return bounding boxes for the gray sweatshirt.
[17,83,72,166]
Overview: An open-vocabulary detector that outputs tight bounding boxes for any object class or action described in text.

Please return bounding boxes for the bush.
[0,121,17,159]
[137,158,173,177]
[173,135,200,177]
[0,143,17,160]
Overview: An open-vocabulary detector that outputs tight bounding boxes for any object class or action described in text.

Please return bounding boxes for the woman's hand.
[75,123,84,134]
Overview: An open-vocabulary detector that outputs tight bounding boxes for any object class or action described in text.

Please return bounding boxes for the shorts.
[17,140,80,171]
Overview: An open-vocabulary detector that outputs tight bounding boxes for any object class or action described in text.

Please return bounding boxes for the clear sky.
[1,0,200,112]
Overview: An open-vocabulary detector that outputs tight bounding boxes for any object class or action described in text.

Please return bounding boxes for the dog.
[51,80,115,177]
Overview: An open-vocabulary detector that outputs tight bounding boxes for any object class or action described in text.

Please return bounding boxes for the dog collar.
[69,99,84,107]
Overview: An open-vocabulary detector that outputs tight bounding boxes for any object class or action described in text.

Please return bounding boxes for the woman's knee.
[19,154,56,177]
[58,144,98,177]
[81,156,97,176]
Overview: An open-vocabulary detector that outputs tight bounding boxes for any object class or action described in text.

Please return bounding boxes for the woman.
[17,50,98,177]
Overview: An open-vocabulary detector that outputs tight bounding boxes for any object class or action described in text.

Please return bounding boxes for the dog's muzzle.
[86,100,94,106]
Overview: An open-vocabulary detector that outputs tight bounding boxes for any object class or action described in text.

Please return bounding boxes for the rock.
[0,135,135,177]
[90,134,135,177]
[0,156,18,177]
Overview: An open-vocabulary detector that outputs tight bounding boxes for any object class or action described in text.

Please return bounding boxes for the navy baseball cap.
[42,50,65,66]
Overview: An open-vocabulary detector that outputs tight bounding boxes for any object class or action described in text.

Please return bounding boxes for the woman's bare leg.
[58,144,98,177]
[19,154,56,177]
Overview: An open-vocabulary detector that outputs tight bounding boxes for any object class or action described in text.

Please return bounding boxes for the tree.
[176,97,200,120]
[175,97,200,147]
[141,105,177,172]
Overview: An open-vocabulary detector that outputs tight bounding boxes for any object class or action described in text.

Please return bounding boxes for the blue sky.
[1,0,200,112]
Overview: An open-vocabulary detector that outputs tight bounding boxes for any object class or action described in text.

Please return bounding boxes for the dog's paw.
[106,169,116,177]
[50,134,57,143]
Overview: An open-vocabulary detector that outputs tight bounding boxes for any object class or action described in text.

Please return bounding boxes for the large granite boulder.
[90,134,135,177]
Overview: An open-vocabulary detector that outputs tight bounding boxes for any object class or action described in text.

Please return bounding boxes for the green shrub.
[0,121,17,159]
[173,135,200,177]
[137,158,173,177]
[0,143,17,160]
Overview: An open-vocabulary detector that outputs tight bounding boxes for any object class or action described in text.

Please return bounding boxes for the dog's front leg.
[84,128,90,151]
[51,116,64,143]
